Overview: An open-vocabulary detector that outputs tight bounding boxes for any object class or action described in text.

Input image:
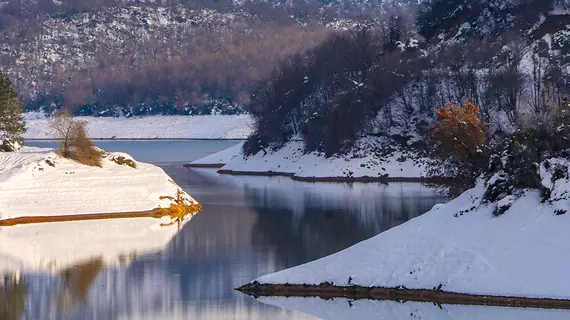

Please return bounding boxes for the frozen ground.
[0,146,199,273]
[23,113,253,139]
[249,158,570,299]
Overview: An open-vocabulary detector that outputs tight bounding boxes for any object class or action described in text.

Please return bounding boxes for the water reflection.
[258,296,570,320]
[57,259,104,316]
[0,275,26,320]
[9,163,447,319]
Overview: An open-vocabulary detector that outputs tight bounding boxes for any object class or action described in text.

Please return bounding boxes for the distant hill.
[0,0,408,116]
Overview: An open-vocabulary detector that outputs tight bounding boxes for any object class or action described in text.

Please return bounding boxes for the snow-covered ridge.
[23,113,253,139]
[248,157,570,299]
[0,146,200,272]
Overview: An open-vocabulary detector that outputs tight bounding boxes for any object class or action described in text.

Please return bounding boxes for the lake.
[7,140,562,319]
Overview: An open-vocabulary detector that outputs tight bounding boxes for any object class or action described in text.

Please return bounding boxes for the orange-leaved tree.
[429,98,490,189]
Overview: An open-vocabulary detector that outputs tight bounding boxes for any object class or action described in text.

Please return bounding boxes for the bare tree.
[50,108,86,158]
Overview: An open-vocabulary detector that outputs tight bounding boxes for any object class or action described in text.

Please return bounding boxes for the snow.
[259,297,570,320]
[0,216,188,274]
[251,161,570,299]
[23,113,253,139]
[193,139,428,179]
[0,147,197,220]
[189,141,244,165]
[0,146,199,273]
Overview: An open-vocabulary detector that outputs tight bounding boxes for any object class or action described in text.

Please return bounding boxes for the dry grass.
[158,189,203,226]
[67,126,103,167]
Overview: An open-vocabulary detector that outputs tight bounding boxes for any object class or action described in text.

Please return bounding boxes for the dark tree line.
[245,0,570,157]
[246,27,422,156]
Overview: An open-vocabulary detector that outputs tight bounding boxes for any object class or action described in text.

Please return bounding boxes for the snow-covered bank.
[0,147,200,272]
[0,147,198,220]
[245,159,570,300]
[186,141,245,167]
[190,139,429,180]
[23,113,253,139]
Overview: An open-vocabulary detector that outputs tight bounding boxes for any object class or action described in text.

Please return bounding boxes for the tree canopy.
[0,73,26,144]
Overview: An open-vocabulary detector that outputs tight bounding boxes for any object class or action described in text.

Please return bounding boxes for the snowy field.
[0,146,199,273]
[191,139,429,179]
[23,113,253,139]
[249,160,570,299]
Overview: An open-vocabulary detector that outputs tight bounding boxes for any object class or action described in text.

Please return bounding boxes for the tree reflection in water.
[0,275,26,320]
[58,259,104,316]
[8,166,447,320]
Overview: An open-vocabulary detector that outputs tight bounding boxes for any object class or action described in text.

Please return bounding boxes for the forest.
[0,0,404,116]
[243,0,570,191]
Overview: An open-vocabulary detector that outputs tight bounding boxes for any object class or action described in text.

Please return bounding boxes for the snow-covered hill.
[246,157,570,299]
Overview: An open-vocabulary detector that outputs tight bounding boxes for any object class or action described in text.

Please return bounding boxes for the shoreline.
[184,163,226,168]
[0,204,203,227]
[214,168,452,183]
[237,283,570,310]
[25,138,247,141]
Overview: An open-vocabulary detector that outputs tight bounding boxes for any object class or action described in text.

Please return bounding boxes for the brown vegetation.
[110,156,137,168]
[0,199,203,227]
[51,109,103,166]
[428,99,490,190]
[158,190,204,226]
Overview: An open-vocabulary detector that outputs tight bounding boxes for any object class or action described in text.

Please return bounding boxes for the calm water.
[10,141,449,319]
[26,140,242,164]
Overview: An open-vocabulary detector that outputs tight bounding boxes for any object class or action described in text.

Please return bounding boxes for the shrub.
[51,108,103,167]
[243,133,270,156]
[69,126,103,167]
[428,98,490,191]
[111,155,137,168]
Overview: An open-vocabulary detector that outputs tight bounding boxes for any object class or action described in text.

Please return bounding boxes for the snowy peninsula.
[239,157,570,303]
[0,146,201,273]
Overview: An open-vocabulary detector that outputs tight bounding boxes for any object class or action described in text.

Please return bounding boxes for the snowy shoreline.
[0,146,201,273]
[238,283,570,310]
[23,113,254,140]
[238,159,570,302]
[188,139,434,182]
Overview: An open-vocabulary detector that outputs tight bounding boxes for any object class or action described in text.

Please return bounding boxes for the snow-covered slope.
[192,138,429,179]
[0,146,200,273]
[188,141,245,166]
[0,147,198,220]
[249,158,570,299]
[23,113,253,139]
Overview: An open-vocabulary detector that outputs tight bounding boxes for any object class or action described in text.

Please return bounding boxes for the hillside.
[235,0,569,181]
[0,0,411,116]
